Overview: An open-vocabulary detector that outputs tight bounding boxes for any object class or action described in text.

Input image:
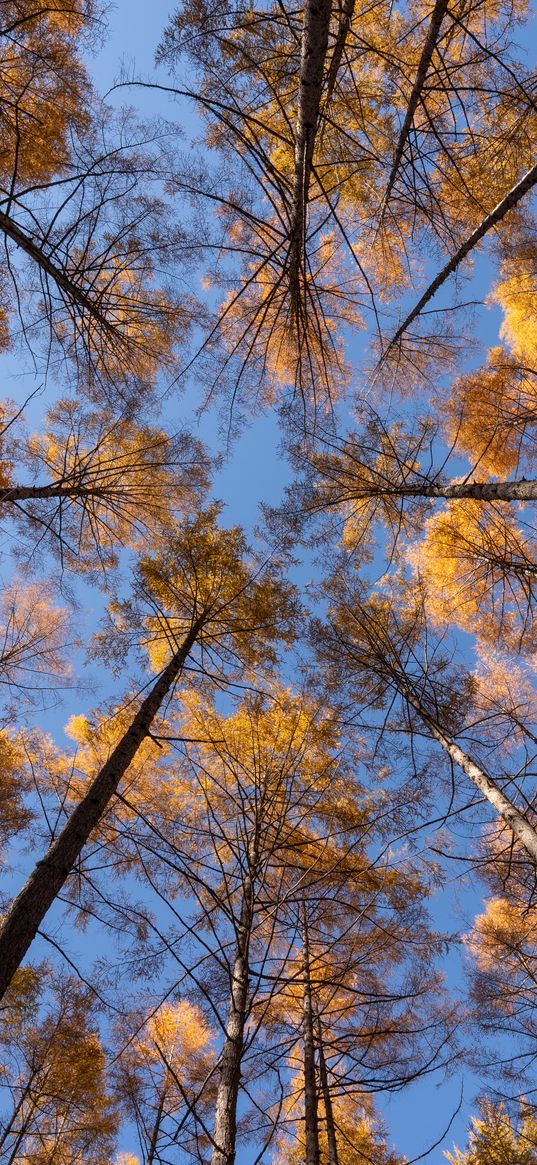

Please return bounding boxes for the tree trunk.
[0,482,111,504]
[289,0,332,307]
[0,618,203,1002]
[322,0,355,111]
[302,908,320,1165]
[381,0,449,213]
[211,870,255,1165]
[389,158,537,349]
[147,1087,167,1165]
[0,209,114,333]
[402,683,537,866]
[386,478,537,503]
[316,1012,339,1165]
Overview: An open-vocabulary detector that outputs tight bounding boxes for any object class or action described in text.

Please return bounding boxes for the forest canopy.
[1,1,537,1163]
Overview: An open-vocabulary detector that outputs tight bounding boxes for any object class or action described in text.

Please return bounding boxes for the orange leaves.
[20,400,209,569]
[0,2,94,186]
[466,897,535,981]
[445,350,537,477]
[407,499,537,650]
[135,1000,214,1074]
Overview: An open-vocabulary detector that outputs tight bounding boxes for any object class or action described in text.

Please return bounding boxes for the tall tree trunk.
[380,0,449,214]
[0,209,114,332]
[302,907,320,1165]
[316,1012,339,1165]
[322,0,355,111]
[388,158,537,350]
[211,868,256,1165]
[0,618,203,1002]
[0,482,119,504]
[147,1086,167,1165]
[288,0,332,310]
[401,682,537,865]
[381,478,537,503]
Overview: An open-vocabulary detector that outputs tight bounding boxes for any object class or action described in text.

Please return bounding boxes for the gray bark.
[289,0,332,307]
[348,477,537,503]
[403,684,537,866]
[389,158,537,349]
[0,482,110,504]
[0,619,203,1002]
[323,0,355,110]
[211,873,255,1165]
[381,0,449,213]
[316,1012,339,1165]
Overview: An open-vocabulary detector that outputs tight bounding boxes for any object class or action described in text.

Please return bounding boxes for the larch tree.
[0,509,298,1001]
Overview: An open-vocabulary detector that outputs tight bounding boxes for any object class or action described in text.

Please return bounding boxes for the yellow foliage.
[119,508,297,679]
[467,897,536,974]
[408,499,537,649]
[494,247,537,371]
[79,258,190,395]
[0,2,94,185]
[0,579,71,691]
[446,1101,537,1165]
[0,971,118,1164]
[445,349,537,476]
[22,400,207,568]
[136,999,213,1070]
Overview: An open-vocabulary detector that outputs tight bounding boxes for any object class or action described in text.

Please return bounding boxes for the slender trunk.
[302,908,320,1165]
[402,683,537,866]
[211,870,255,1165]
[322,0,355,110]
[289,0,332,307]
[0,618,203,1002]
[316,1012,339,1165]
[147,1087,167,1165]
[0,209,114,333]
[0,482,110,504]
[389,158,537,349]
[0,1070,38,1151]
[381,0,449,213]
[389,478,537,502]
[357,478,537,503]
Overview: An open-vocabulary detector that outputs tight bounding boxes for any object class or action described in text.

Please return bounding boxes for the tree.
[114,999,215,1165]
[0,509,297,1001]
[0,965,118,1164]
[0,398,210,571]
[446,1101,537,1165]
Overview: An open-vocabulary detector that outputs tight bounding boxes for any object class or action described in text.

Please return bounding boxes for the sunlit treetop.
[96,506,299,681]
[0,1,97,186]
[406,499,537,652]
[446,1101,537,1165]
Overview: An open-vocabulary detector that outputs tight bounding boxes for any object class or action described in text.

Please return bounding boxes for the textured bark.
[349,477,537,503]
[0,619,202,1002]
[381,0,449,213]
[316,1012,339,1165]
[211,873,255,1165]
[393,478,537,502]
[0,482,110,504]
[302,909,320,1165]
[389,158,537,349]
[403,685,537,866]
[288,0,332,306]
[0,209,114,332]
